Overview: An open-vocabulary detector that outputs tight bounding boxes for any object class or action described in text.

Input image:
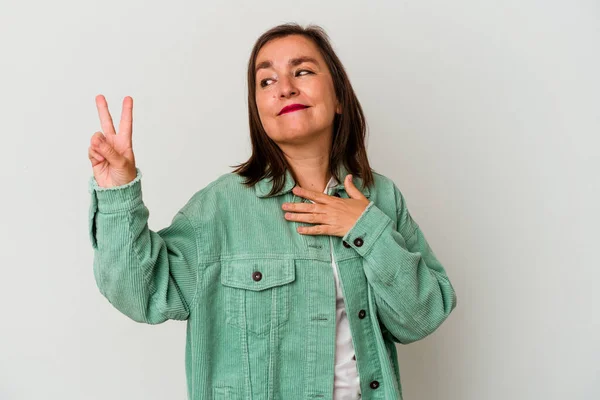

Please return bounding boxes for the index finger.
[292,186,333,203]
[95,94,116,136]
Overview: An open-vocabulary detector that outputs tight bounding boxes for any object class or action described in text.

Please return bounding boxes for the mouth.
[279,104,310,116]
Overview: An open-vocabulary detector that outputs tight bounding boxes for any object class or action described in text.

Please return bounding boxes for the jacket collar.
[255,163,371,199]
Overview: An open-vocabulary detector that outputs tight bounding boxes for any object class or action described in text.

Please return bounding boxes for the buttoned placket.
[327,187,365,399]
[291,191,331,258]
[292,181,378,398]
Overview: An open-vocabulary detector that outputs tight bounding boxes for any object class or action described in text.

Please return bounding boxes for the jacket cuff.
[342,201,393,257]
[88,168,143,213]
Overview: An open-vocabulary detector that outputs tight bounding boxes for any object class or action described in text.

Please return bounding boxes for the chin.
[287,130,327,145]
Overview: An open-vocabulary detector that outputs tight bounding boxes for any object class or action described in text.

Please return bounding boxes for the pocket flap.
[221,258,295,291]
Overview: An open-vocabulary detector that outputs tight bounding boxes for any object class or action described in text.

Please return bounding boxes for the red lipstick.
[279,104,309,115]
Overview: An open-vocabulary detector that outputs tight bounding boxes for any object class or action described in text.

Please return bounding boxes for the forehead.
[255,35,323,67]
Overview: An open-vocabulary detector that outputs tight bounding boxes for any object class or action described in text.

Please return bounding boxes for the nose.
[278,75,298,99]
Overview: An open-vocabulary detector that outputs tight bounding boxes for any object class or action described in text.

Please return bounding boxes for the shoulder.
[367,170,415,231]
[177,171,254,215]
[370,169,404,204]
[371,170,421,239]
[371,169,395,189]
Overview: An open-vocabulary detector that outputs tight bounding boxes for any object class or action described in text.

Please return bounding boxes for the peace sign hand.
[88,95,138,188]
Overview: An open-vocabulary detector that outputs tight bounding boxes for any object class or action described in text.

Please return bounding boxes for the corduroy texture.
[88,164,457,400]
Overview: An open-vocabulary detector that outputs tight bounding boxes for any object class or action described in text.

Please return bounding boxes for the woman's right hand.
[88,95,138,188]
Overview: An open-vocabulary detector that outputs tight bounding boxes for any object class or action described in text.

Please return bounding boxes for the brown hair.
[231,22,375,196]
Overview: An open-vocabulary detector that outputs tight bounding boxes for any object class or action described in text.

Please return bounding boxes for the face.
[254,35,341,146]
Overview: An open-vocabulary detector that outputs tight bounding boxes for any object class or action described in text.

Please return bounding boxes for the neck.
[285,156,332,194]
[278,128,334,193]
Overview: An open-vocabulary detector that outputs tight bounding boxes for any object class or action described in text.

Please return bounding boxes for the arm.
[88,168,199,324]
[342,184,457,344]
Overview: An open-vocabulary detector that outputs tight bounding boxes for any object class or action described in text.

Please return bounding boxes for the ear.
[335,102,342,114]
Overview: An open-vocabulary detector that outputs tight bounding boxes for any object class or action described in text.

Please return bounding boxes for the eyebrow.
[255,56,319,74]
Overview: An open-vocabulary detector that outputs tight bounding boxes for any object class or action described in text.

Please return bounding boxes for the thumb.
[95,136,123,166]
[344,174,365,200]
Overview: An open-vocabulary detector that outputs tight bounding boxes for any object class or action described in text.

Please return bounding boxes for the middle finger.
[284,211,324,224]
[282,202,323,213]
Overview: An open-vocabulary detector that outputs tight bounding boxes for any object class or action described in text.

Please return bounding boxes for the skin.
[255,34,339,193]
[254,34,370,237]
[283,184,371,238]
[87,34,370,236]
[88,95,137,188]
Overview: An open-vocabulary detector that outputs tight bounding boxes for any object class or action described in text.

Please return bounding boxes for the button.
[252,271,262,281]
[353,237,363,247]
[370,380,379,389]
[343,241,351,248]
[333,192,341,197]
[358,309,366,319]
[352,354,356,360]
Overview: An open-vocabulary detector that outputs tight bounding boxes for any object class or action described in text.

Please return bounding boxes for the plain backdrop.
[0,1,598,399]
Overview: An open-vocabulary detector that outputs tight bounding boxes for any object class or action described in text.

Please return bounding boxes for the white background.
[1,0,598,399]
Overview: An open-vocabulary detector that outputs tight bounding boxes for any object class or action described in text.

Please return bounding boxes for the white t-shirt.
[308,175,361,399]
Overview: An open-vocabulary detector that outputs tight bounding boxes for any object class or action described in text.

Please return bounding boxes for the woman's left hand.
[282,174,371,237]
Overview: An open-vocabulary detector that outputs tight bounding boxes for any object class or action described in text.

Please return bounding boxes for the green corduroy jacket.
[88,163,457,400]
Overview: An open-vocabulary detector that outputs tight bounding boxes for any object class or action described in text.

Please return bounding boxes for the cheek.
[255,93,267,113]
[308,81,336,110]
[255,96,273,121]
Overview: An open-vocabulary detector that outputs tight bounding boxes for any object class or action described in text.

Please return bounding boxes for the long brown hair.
[231,22,374,196]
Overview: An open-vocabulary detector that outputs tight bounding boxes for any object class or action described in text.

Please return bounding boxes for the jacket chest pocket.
[221,258,295,336]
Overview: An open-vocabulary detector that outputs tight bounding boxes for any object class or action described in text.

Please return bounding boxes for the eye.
[259,70,313,88]
[296,69,313,77]
[260,78,273,88]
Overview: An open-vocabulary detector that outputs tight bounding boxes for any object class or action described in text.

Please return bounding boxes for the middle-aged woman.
[87,23,457,400]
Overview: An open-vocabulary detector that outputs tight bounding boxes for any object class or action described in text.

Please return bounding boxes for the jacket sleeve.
[342,183,457,344]
[88,168,199,324]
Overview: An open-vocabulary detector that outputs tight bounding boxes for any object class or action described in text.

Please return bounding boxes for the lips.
[279,104,309,115]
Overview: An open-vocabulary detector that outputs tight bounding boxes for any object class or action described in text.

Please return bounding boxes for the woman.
[87,23,457,400]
